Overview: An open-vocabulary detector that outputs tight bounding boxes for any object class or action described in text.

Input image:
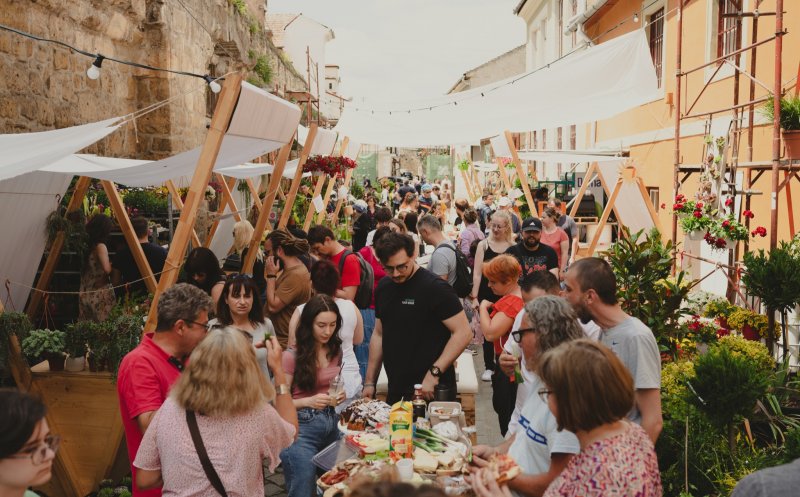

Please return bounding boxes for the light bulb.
[209,81,221,93]
[86,55,104,80]
[633,13,640,23]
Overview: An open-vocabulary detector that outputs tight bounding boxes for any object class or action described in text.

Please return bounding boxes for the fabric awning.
[516,150,626,164]
[334,30,658,148]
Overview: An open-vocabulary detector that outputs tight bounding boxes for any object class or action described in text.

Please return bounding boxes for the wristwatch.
[429,365,442,378]
[276,384,291,396]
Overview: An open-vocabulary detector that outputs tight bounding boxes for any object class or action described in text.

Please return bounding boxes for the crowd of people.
[4,173,797,497]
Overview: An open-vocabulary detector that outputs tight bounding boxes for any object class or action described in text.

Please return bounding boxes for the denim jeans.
[355,308,375,380]
[280,406,341,497]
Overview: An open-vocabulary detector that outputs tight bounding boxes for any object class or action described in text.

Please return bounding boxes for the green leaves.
[742,243,800,313]
[21,329,66,357]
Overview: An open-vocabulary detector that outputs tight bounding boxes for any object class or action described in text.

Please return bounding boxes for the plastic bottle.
[412,384,427,421]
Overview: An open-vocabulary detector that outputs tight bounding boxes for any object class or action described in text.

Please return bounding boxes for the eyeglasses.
[537,388,552,403]
[511,327,536,343]
[7,434,61,465]
[381,261,411,274]
[184,319,212,332]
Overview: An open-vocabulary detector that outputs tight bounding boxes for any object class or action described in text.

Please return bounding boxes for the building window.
[717,0,740,63]
[558,0,564,56]
[648,7,664,88]
[570,125,576,149]
[648,187,660,213]
[328,82,333,90]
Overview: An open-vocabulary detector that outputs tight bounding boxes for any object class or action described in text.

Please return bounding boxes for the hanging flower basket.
[686,230,706,241]
[303,155,357,177]
[457,159,471,172]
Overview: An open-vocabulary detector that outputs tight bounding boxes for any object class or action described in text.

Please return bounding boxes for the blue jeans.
[281,406,341,497]
[355,308,375,381]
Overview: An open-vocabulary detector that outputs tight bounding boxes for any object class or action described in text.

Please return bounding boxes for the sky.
[267,0,526,103]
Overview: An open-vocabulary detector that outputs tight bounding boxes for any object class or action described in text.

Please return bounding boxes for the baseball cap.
[353,200,368,214]
[521,217,542,232]
[498,197,512,208]
[421,184,433,192]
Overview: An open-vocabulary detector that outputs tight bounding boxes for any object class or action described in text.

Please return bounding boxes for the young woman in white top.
[211,274,275,377]
[288,260,364,411]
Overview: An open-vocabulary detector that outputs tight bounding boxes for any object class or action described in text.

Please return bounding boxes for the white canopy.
[334,30,658,148]
[516,150,626,164]
[297,124,339,156]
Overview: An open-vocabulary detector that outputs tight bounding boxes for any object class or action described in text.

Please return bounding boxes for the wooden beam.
[587,178,623,255]
[568,163,598,218]
[634,170,663,233]
[317,137,349,224]
[242,137,294,273]
[164,180,201,247]
[215,173,242,222]
[279,123,318,228]
[204,176,237,248]
[505,130,537,217]
[332,167,355,223]
[495,158,513,193]
[25,176,91,320]
[144,73,243,332]
[303,174,327,231]
[101,181,157,294]
[246,178,260,212]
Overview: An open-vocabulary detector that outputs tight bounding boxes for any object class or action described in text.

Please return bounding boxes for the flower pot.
[87,354,98,372]
[725,239,737,250]
[783,129,800,160]
[718,317,730,330]
[686,230,705,241]
[45,352,65,372]
[742,324,760,341]
[65,355,85,372]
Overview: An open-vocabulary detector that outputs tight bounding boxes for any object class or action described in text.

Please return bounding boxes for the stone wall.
[0,0,307,161]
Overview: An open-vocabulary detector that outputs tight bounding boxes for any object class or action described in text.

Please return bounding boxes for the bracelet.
[363,383,375,388]
[276,384,291,395]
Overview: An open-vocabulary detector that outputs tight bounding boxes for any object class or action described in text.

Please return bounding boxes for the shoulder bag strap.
[186,410,228,497]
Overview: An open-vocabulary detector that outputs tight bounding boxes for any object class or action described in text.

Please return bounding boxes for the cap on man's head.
[498,197,512,208]
[421,184,433,192]
[522,217,542,232]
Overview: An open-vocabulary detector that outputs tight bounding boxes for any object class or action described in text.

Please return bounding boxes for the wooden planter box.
[29,362,129,497]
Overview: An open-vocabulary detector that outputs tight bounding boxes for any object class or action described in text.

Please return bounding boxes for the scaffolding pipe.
[770,0,784,251]
[672,0,684,261]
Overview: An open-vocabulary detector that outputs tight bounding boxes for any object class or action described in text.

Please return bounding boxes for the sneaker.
[481,370,494,382]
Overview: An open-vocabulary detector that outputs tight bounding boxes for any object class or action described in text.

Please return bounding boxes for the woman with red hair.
[478,254,523,436]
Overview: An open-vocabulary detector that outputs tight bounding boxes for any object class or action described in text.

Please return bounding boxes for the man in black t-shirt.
[111,217,167,298]
[505,217,559,279]
[362,232,472,403]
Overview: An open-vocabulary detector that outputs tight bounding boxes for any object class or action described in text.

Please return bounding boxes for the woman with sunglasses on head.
[280,294,345,497]
[134,328,297,497]
[182,247,226,307]
[477,254,524,437]
[0,390,58,497]
[211,274,275,377]
[471,296,584,497]
[537,340,662,497]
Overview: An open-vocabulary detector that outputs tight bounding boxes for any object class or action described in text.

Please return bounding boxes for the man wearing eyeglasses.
[362,232,472,402]
[117,283,213,497]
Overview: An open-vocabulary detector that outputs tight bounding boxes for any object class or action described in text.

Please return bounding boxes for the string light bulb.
[86,55,105,80]
[633,12,640,23]
[204,75,221,94]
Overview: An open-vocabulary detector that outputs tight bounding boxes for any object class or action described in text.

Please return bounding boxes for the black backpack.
[436,243,473,298]
[337,250,375,309]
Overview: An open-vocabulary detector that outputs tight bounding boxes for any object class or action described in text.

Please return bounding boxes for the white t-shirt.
[296,297,362,399]
[366,229,377,247]
[505,311,602,436]
[507,374,580,480]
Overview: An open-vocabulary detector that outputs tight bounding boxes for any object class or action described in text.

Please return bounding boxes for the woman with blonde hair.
[477,254,523,436]
[134,328,297,497]
[539,339,661,497]
[470,209,516,382]
[224,220,266,297]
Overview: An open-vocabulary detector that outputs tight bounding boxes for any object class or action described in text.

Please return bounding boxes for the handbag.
[186,410,228,497]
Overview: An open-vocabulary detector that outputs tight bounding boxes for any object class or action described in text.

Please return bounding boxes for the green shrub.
[717,335,774,374]
[21,329,65,358]
[661,360,695,419]
[253,56,272,86]
[784,426,800,461]
[122,189,167,216]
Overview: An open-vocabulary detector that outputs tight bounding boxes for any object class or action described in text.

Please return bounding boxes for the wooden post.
[316,137,349,224]
[204,176,238,248]
[246,178,260,213]
[332,168,355,223]
[215,173,242,222]
[505,130,537,216]
[279,124,318,228]
[635,170,663,233]
[568,163,598,218]
[164,180,201,247]
[495,158,513,193]
[587,178,623,255]
[101,181,157,294]
[242,138,294,273]
[144,74,243,332]
[303,173,327,231]
[25,176,91,320]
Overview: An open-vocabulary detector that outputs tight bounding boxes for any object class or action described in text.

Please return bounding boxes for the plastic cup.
[328,378,343,406]
[395,458,414,481]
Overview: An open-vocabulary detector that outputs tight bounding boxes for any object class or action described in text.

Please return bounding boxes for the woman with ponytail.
[264,229,313,347]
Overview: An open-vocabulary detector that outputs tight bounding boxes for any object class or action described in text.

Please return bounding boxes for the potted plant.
[678,315,720,354]
[704,297,737,329]
[727,307,779,342]
[64,321,93,372]
[85,321,111,372]
[0,312,33,383]
[763,94,800,159]
[704,214,753,250]
[672,194,713,240]
[106,313,143,378]
[21,329,66,372]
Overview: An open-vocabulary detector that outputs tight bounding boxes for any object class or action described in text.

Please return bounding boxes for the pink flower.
[693,211,703,218]
[725,197,734,207]
[722,220,730,228]
[696,202,704,209]
[743,210,755,219]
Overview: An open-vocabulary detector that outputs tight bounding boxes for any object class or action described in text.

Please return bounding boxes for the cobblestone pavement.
[264,351,503,496]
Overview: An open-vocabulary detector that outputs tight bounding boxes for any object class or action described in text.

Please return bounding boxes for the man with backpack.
[416,215,472,299]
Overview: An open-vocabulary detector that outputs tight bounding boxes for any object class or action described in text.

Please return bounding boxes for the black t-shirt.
[375,267,463,400]
[505,241,558,279]
[112,242,167,297]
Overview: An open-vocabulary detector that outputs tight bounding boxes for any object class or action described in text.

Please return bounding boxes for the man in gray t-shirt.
[417,214,457,285]
[562,257,663,443]
[731,457,800,496]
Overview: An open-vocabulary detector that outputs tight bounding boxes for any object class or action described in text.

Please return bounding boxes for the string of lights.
[349,0,672,115]
[0,22,223,93]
